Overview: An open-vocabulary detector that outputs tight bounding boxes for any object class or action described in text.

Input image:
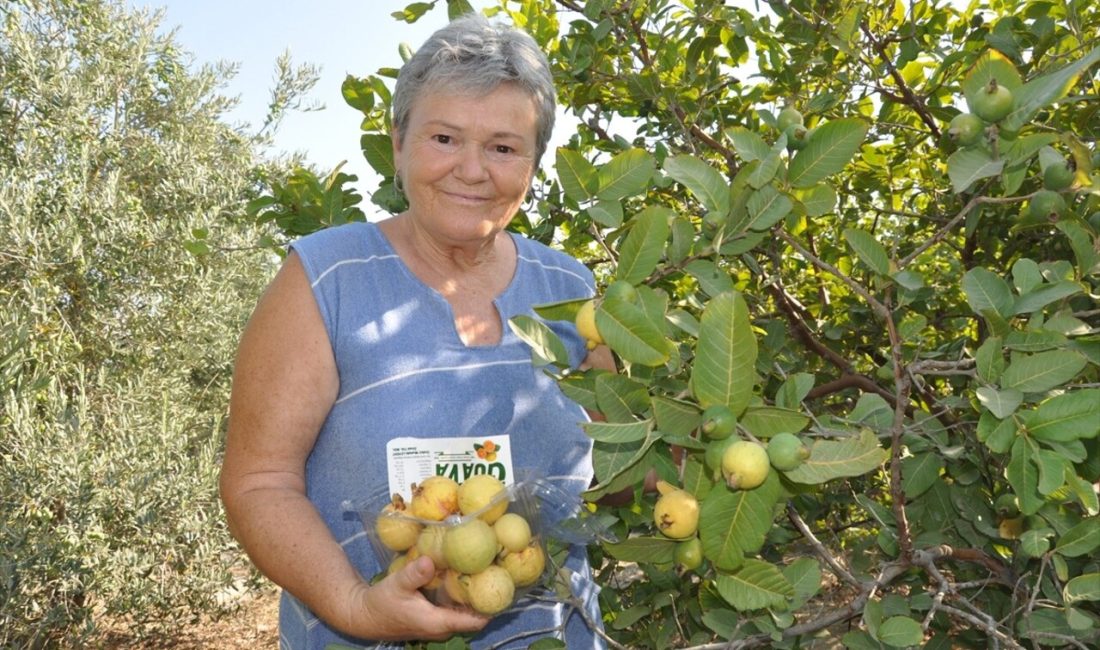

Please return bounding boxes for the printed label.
[385,435,514,501]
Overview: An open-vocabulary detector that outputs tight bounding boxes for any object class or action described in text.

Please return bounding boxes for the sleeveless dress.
[280,221,606,649]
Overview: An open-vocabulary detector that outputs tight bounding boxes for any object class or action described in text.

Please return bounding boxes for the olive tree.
[0,0,316,643]
[254,0,1100,648]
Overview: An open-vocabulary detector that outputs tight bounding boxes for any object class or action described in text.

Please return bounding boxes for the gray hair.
[392,14,556,168]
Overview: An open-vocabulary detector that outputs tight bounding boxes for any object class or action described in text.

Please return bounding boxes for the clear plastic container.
[347,478,549,615]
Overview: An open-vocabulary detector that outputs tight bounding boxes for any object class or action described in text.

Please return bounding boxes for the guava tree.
[255,0,1100,647]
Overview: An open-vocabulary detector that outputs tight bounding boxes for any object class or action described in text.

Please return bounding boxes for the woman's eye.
[433,134,452,145]
[494,145,514,155]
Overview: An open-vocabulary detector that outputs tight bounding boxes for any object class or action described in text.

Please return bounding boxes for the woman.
[219,13,615,649]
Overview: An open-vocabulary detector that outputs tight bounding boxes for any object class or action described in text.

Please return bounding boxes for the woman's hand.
[341,556,490,641]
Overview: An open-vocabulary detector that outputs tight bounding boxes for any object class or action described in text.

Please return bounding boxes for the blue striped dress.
[279,221,606,649]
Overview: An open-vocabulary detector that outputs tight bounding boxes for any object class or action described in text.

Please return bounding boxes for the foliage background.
[2,0,1099,648]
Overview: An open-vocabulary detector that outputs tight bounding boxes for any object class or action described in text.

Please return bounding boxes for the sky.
[127,1,494,190]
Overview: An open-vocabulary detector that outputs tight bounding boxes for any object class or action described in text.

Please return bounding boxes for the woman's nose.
[453,144,490,183]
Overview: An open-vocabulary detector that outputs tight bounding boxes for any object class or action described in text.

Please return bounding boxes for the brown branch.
[859,23,941,137]
[787,503,860,587]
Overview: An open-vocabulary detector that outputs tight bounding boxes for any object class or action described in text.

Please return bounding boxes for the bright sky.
[127,1,493,190]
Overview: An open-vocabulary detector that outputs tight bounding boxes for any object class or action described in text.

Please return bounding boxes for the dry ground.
[97,586,281,649]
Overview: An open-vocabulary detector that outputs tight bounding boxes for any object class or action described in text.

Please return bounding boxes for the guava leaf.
[715,559,794,611]
[1065,469,1100,516]
[787,117,868,188]
[597,148,656,201]
[586,434,661,501]
[1063,573,1100,605]
[583,419,651,444]
[1001,349,1088,393]
[725,126,771,162]
[794,183,838,217]
[595,374,650,424]
[1003,45,1100,133]
[739,406,809,438]
[663,154,731,215]
[556,147,598,203]
[699,472,781,571]
[616,205,672,285]
[947,147,1004,194]
[877,616,924,648]
[596,297,673,367]
[976,386,1023,419]
[652,397,701,438]
[1023,389,1100,443]
[1012,281,1083,315]
[975,336,1005,384]
[746,184,793,231]
[508,315,570,367]
[844,228,891,276]
[901,452,944,499]
[1055,517,1100,558]
[747,138,786,189]
[1007,436,1044,515]
[691,291,758,414]
[602,536,677,564]
[360,133,395,177]
[961,267,1013,318]
[783,428,888,484]
[685,259,735,298]
[782,557,822,601]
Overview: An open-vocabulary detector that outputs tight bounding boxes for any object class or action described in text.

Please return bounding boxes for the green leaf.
[652,397,700,438]
[616,206,671,285]
[587,200,623,228]
[947,147,1004,194]
[975,336,1005,384]
[360,133,395,177]
[602,536,677,564]
[976,386,1023,419]
[776,373,815,410]
[782,557,822,601]
[597,148,656,201]
[876,616,924,648]
[340,75,375,112]
[1017,609,1077,646]
[596,297,673,367]
[1063,573,1100,605]
[691,291,758,414]
[1012,281,1083,315]
[747,139,785,189]
[787,117,868,188]
[961,267,1013,318]
[784,429,888,484]
[795,183,838,217]
[1007,437,1044,516]
[445,0,475,20]
[1001,350,1088,393]
[746,184,793,231]
[844,228,891,276]
[583,419,652,444]
[1035,449,1068,495]
[901,453,944,499]
[595,374,650,423]
[555,148,598,203]
[685,260,735,298]
[1065,468,1100,516]
[715,559,795,611]
[1055,517,1100,557]
[700,473,781,570]
[663,154,731,215]
[739,406,809,438]
[1003,45,1100,132]
[1024,389,1100,443]
[725,126,771,162]
[508,315,570,367]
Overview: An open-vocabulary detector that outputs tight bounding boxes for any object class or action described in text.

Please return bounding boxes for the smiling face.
[393,84,539,246]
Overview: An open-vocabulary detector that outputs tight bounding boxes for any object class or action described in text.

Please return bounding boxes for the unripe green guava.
[767,432,810,471]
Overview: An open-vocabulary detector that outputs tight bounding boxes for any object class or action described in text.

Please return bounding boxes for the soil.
[97,586,281,649]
